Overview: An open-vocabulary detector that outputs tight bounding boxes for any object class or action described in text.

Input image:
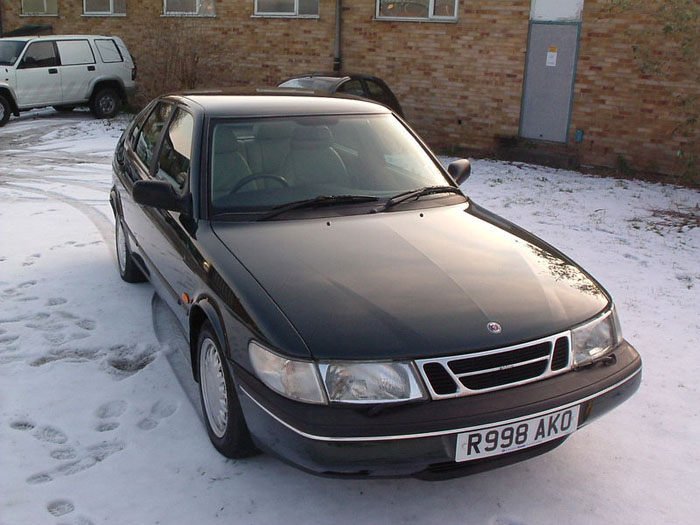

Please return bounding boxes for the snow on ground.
[0,110,698,525]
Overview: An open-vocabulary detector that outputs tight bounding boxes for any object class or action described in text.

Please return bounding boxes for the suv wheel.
[91,88,121,119]
[0,95,10,127]
[115,218,146,283]
[197,323,258,459]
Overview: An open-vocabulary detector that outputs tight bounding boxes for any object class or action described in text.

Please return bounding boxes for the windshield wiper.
[257,195,379,221]
[374,185,463,213]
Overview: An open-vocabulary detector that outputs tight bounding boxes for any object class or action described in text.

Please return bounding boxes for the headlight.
[249,342,326,404]
[572,306,623,368]
[318,362,426,404]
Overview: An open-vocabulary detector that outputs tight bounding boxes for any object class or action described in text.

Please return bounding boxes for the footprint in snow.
[47,297,68,306]
[95,399,127,432]
[137,400,178,431]
[9,420,69,444]
[47,499,74,517]
[27,440,126,485]
[46,499,96,524]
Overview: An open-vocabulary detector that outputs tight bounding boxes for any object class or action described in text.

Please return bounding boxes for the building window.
[21,0,58,15]
[255,0,319,17]
[376,0,457,20]
[163,0,215,16]
[84,0,126,16]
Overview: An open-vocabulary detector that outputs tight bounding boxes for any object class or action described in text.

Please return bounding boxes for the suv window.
[20,41,58,69]
[135,102,173,169]
[94,39,123,63]
[156,109,194,193]
[365,80,391,106]
[336,79,364,97]
[56,40,95,66]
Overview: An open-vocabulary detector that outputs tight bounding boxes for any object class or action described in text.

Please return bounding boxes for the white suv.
[0,35,136,126]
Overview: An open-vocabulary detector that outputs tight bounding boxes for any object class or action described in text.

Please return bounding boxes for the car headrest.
[290,126,333,150]
[254,121,294,141]
[214,126,240,154]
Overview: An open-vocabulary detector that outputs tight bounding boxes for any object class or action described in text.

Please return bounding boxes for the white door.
[15,41,62,107]
[55,40,97,104]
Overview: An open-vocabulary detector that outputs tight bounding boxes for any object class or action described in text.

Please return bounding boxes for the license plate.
[455,406,580,462]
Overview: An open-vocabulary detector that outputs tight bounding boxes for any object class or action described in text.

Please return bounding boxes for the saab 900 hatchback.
[110,90,641,480]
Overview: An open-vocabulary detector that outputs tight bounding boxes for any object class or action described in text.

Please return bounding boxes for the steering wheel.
[230,174,289,193]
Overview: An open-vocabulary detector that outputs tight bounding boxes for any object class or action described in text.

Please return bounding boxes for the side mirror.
[447,159,471,185]
[133,180,190,214]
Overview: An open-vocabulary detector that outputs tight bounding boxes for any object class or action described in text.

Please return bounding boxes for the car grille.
[416,332,572,399]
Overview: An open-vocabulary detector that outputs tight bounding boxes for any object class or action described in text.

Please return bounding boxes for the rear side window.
[56,40,95,66]
[336,79,364,97]
[156,109,194,194]
[365,80,392,106]
[20,41,58,69]
[94,39,123,63]
[135,102,174,169]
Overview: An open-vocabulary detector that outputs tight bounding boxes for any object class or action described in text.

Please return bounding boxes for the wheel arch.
[0,87,20,115]
[90,78,126,103]
[189,298,229,383]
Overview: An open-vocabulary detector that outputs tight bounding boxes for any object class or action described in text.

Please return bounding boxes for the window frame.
[374,0,458,22]
[162,0,215,17]
[253,0,320,18]
[21,0,58,16]
[83,0,126,17]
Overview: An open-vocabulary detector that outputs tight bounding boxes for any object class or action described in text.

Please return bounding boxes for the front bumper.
[234,341,641,480]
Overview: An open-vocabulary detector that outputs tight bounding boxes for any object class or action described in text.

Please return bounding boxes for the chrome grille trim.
[416,331,573,400]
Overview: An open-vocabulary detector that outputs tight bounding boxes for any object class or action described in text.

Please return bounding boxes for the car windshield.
[0,40,27,66]
[209,114,455,217]
[278,77,339,90]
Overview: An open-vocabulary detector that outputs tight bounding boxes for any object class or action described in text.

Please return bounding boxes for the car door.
[144,107,199,327]
[14,40,62,107]
[120,101,184,313]
[55,39,97,104]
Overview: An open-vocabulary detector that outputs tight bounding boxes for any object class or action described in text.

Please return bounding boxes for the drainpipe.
[0,0,4,36]
[333,0,342,72]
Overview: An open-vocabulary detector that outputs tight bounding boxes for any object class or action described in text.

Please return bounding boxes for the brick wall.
[2,0,697,177]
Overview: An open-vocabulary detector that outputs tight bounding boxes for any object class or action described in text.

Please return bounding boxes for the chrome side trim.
[238,366,641,443]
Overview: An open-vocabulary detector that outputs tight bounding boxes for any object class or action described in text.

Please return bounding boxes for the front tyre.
[91,88,121,119]
[198,323,257,458]
[0,95,11,127]
[115,218,146,283]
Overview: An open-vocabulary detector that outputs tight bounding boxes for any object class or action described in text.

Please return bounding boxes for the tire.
[53,105,76,112]
[115,218,146,283]
[197,322,258,459]
[0,95,10,127]
[91,88,121,119]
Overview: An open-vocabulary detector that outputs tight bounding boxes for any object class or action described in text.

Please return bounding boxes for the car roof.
[0,35,115,42]
[167,88,392,118]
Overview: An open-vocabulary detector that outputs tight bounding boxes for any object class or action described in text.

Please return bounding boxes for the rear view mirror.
[133,180,190,214]
[447,159,471,185]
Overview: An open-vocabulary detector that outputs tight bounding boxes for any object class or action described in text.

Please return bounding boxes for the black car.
[278,72,405,118]
[111,90,641,480]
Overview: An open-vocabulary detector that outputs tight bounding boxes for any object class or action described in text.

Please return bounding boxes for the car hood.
[212,203,609,360]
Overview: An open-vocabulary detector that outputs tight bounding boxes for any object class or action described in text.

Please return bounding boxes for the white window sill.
[20,13,59,17]
[373,16,457,23]
[82,13,127,17]
[161,13,217,18]
[251,14,320,19]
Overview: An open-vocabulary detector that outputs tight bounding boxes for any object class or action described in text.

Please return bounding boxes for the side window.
[56,40,95,66]
[336,79,364,97]
[365,80,392,106]
[94,39,123,63]
[155,109,194,194]
[135,103,174,169]
[20,41,58,69]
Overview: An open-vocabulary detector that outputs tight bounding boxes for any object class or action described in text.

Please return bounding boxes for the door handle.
[87,65,95,72]
[48,68,58,74]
